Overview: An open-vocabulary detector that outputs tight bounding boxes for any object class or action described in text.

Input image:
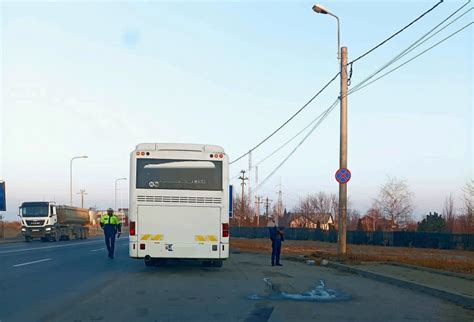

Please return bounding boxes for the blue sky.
[1,1,472,221]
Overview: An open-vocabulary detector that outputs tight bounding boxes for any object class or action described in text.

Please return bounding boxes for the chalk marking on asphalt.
[90,248,105,252]
[0,240,104,254]
[13,258,52,267]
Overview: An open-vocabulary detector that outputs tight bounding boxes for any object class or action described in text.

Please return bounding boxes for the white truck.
[19,201,89,242]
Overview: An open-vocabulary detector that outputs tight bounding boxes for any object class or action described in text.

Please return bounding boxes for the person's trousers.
[105,232,116,257]
[271,240,281,264]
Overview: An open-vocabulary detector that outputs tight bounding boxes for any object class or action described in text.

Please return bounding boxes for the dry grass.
[230,238,474,275]
[1,221,22,238]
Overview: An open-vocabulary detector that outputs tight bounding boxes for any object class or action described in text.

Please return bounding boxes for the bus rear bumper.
[129,241,229,259]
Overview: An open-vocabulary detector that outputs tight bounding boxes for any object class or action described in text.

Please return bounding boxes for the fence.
[230,227,474,251]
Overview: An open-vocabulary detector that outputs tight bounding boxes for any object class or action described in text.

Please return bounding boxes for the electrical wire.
[348,0,445,65]
[351,22,473,95]
[232,1,471,186]
[254,21,472,191]
[255,107,331,167]
[349,3,472,94]
[230,99,338,180]
[254,99,339,191]
[230,72,340,165]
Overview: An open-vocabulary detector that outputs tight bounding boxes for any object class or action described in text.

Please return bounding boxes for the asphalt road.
[0,238,472,322]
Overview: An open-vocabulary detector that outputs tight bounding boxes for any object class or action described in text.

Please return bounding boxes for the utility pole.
[338,46,349,255]
[264,197,272,219]
[276,179,283,226]
[238,170,248,223]
[77,189,87,208]
[248,150,252,210]
[254,196,263,227]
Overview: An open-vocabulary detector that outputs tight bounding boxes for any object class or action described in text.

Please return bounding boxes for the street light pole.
[70,156,88,206]
[312,3,348,254]
[115,178,127,211]
[339,46,348,255]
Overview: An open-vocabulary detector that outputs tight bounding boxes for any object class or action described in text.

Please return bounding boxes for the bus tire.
[203,260,223,268]
[212,260,223,268]
[144,258,155,267]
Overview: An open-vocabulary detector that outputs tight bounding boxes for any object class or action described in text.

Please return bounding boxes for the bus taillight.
[222,223,229,238]
[130,221,136,236]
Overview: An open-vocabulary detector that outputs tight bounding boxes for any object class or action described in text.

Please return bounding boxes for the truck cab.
[19,201,89,242]
[20,202,58,241]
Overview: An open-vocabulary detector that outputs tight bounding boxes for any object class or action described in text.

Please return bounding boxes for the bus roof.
[135,143,224,153]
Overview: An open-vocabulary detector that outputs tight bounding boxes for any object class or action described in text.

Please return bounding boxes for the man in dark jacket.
[268,220,284,266]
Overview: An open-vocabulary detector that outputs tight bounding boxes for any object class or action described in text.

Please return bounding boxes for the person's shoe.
[276,263,283,266]
[271,263,275,266]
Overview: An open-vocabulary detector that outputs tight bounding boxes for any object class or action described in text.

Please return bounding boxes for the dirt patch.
[230,238,474,275]
[1,221,22,238]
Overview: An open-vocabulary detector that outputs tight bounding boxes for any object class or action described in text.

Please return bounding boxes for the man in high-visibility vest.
[100,208,122,259]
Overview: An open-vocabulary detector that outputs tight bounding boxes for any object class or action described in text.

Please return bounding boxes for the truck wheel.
[54,232,61,242]
[25,237,32,243]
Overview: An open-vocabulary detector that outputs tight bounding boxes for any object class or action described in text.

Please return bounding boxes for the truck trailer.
[19,201,89,242]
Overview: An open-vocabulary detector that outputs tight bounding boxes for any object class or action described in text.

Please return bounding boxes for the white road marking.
[0,240,103,254]
[90,248,105,252]
[13,258,52,267]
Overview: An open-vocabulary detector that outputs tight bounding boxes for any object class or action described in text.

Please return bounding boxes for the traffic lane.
[0,238,108,270]
[47,252,473,322]
[0,236,105,254]
[0,238,131,322]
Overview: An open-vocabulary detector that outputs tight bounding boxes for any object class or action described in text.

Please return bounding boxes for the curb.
[326,261,474,310]
[0,238,24,245]
[387,262,474,281]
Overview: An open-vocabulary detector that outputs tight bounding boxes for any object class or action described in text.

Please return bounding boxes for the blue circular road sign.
[335,168,351,184]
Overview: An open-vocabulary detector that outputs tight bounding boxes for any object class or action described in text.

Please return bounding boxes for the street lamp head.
[312,4,329,14]
[81,155,88,159]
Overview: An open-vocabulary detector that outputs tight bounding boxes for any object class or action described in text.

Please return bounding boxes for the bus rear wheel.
[203,260,223,268]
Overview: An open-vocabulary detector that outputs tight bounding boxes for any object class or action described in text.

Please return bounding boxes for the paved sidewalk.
[327,261,474,309]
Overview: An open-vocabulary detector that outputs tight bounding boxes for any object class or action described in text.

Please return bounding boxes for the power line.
[254,21,473,191]
[230,72,340,165]
[255,99,339,191]
[230,0,447,166]
[255,107,331,167]
[350,2,472,94]
[233,1,469,184]
[351,22,473,95]
[349,0,445,65]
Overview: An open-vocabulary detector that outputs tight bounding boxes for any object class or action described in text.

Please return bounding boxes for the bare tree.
[347,208,361,230]
[443,193,455,233]
[232,194,254,227]
[374,176,413,229]
[294,192,337,227]
[459,180,474,233]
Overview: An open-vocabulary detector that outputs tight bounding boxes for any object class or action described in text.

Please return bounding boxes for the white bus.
[129,143,230,267]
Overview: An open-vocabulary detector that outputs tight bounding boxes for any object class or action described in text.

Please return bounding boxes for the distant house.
[289,213,334,230]
[359,215,396,231]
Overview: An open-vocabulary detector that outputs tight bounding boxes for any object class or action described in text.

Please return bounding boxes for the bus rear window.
[136,159,223,191]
